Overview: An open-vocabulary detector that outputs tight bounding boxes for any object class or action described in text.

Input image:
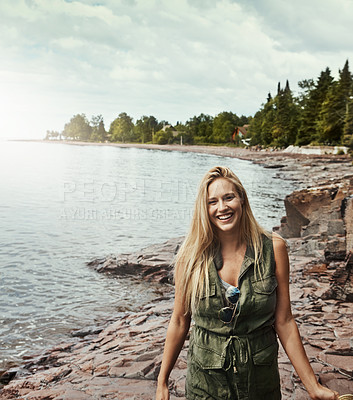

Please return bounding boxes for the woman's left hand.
[309,384,339,400]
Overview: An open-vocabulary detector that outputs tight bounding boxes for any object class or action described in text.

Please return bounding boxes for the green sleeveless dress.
[186,235,281,400]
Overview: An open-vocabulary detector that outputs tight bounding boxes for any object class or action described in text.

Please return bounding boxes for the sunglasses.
[219,286,240,324]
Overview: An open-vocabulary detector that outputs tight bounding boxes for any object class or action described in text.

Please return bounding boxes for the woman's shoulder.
[271,232,289,259]
[259,232,288,264]
[261,231,287,247]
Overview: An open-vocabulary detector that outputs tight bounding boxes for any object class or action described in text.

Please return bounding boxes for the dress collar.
[213,244,255,284]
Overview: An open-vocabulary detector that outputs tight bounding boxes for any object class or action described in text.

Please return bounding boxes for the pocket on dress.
[186,358,231,400]
[251,341,280,392]
[196,283,220,317]
[252,341,278,366]
[252,275,278,313]
[199,282,216,299]
[192,342,224,369]
[252,275,277,295]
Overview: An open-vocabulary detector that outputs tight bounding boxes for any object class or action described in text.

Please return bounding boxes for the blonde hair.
[174,166,269,314]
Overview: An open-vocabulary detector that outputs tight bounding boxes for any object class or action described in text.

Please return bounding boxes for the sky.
[0,0,352,139]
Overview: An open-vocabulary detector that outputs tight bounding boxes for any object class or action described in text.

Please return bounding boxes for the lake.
[0,140,296,370]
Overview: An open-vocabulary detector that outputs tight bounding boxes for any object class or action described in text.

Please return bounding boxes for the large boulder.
[275,175,353,260]
[275,175,353,302]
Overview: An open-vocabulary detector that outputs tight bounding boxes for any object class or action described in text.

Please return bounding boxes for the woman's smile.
[207,177,243,233]
[217,212,234,221]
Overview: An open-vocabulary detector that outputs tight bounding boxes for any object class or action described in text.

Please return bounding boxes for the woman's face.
[207,178,243,234]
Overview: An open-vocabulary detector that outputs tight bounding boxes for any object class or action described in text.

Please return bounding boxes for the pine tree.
[296,68,333,145]
[271,81,299,147]
[261,96,275,145]
[249,110,263,146]
[91,115,107,142]
[342,97,353,149]
[317,60,353,144]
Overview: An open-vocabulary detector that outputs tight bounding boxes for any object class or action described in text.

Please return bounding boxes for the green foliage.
[317,82,344,144]
[154,128,174,144]
[248,110,262,146]
[249,83,299,147]
[90,115,107,142]
[317,60,352,144]
[109,112,136,142]
[212,112,240,143]
[296,70,333,145]
[45,130,60,140]
[248,61,353,148]
[185,114,214,142]
[134,115,159,143]
[174,123,193,144]
[271,81,299,147]
[260,98,275,146]
[63,114,92,141]
[342,97,353,148]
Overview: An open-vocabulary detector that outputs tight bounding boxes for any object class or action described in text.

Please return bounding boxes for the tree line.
[46,60,353,149]
[250,60,353,148]
[46,112,249,145]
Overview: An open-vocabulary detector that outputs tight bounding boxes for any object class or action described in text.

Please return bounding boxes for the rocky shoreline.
[1,146,352,399]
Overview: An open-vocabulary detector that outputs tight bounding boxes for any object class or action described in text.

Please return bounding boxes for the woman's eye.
[225,195,234,200]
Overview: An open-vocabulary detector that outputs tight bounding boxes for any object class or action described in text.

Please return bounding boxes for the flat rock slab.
[87,237,184,284]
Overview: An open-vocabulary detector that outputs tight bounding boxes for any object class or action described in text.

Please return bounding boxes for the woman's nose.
[218,199,228,211]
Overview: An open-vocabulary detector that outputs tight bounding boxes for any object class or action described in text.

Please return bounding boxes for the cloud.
[235,0,353,53]
[0,0,352,138]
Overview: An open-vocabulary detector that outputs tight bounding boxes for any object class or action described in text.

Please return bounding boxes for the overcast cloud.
[0,0,352,139]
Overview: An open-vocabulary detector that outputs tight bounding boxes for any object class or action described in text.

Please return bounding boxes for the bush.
[309,141,321,146]
[154,129,173,145]
[348,137,353,151]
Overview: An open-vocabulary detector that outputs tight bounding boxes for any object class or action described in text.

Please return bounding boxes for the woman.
[156,166,339,400]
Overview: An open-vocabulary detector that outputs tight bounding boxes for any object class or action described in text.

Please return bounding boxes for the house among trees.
[162,124,178,137]
[232,124,249,143]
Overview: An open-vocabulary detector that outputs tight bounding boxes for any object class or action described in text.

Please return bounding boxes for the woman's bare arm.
[156,267,191,400]
[273,235,339,400]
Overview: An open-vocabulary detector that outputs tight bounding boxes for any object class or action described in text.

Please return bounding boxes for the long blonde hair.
[175,166,269,314]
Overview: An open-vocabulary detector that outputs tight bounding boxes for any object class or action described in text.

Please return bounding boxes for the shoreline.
[12,138,352,159]
[1,140,352,399]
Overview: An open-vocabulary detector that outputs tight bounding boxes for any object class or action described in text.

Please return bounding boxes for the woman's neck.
[218,231,245,252]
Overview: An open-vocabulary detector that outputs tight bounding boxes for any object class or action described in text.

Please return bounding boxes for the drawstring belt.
[222,335,253,397]
[222,335,249,372]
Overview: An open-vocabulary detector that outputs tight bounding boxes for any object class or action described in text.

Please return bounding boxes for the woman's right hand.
[155,381,170,400]
[308,384,339,400]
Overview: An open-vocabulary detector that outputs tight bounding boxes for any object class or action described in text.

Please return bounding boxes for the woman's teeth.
[217,213,233,220]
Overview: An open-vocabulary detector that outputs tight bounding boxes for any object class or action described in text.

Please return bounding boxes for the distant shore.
[13,138,352,163]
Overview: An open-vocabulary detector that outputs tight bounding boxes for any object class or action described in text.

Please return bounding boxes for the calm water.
[0,141,296,370]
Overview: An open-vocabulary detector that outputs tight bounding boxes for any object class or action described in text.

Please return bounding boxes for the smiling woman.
[156,166,339,400]
[207,178,244,236]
